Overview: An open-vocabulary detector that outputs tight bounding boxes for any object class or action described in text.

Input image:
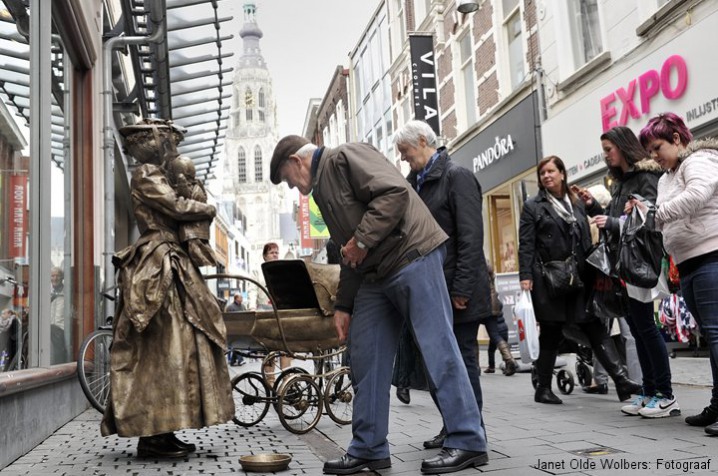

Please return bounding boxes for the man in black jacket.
[395,120,492,450]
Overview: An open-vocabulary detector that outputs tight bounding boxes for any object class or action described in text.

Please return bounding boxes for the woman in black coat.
[578,126,677,418]
[519,156,641,404]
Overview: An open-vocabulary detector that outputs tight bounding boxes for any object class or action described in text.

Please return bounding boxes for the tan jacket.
[311,143,447,312]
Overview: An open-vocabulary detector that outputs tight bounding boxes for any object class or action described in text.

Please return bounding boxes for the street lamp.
[457,0,480,13]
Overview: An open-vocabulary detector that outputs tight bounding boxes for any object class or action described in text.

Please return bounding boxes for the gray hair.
[393,120,437,148]
[296,143,318,159]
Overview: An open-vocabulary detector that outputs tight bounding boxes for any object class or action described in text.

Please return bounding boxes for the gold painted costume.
[101,123,234,438]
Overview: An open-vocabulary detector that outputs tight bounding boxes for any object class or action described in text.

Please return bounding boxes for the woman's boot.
[534,350,562,404]
[589,334,642,401]
[498,340,518,376]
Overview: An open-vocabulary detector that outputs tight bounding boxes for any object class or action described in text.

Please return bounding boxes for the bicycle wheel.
[78,329,113,413]
[231,372,271,427]
[277,374,323,434]
[324,367,353,425]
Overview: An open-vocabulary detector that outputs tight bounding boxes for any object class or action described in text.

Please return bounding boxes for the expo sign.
[600,55,688,132]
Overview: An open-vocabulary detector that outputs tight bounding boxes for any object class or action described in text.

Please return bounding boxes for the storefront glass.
[486,170,538,274]
[0,0,75,371]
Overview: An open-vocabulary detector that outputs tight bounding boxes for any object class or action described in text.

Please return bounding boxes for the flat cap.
[270,135,310,184]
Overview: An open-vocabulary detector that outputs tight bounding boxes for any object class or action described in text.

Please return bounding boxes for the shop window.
[0,0,77,370]
[486,173,538,275]
[489,195,517,273]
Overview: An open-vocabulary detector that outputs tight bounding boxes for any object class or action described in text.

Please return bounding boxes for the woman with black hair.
[578,126,678,418]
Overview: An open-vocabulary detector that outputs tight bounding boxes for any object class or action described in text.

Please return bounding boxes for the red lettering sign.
[600,55,688,131]
[299,194,312,249]
[9,174,27,258]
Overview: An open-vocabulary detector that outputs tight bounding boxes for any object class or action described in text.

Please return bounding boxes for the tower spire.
[239,2,266,69]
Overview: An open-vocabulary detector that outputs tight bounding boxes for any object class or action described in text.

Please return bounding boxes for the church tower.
[224,3,284,275]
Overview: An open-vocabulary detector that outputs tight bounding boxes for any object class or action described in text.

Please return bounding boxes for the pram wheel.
[576,361,593,388]
[530,364,538,389]
[556,369,575,395]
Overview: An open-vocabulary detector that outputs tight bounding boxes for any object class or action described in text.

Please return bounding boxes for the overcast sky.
[222,0,381,137]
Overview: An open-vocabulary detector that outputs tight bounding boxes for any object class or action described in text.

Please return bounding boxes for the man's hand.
[520,280,533,291]
[341,236,368,269]
[451,296,469,310]
[333,310,351,343]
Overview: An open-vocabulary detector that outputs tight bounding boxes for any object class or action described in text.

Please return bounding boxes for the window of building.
[258,88,265,123]
[390,0,406,60]
[413,0,432,27]
[568,0,603,69]
[458,32,477,128]
[238,147,247,183]
[0,0,80,371]
[502,0,525,90]
[485,170,538,274]
[245,87,253,121]
[254,145,262,182]
[336,100,346,143]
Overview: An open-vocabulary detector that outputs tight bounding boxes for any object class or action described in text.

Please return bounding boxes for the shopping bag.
[513,290,539,363]
[587,274,626,320]
[625,266,671,303]
[586,230,619,278]
[619,195,664,288]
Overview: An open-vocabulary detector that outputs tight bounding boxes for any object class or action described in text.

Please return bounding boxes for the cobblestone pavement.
[2,354,717,475]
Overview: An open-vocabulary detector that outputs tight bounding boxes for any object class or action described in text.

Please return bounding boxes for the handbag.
[541,254,584,298]
[619,194,664,288]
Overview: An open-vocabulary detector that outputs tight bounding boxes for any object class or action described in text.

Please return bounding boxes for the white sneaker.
[639,395,681,418]
[621,394,650,416]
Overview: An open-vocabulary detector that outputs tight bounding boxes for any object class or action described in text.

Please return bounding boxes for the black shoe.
[484,366,495,374]
[534,387,562,404]
[423,428,447,449]
[687,406,718,427]
[706,422,718,436]
[582,383,608,395]
[137,435,189,458]
[323,454,391,475]
[165,433,196,452]
[421,448,488,474]
[614,377,643,402]
[502,359,518,376]
[396,387,411,405]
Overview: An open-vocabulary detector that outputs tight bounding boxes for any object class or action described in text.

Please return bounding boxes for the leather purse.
[541,254,584,298]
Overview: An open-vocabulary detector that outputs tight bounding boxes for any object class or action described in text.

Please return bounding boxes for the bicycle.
[77,289,115,413]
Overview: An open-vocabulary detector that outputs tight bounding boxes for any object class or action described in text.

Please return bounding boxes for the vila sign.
[409,34,441,136]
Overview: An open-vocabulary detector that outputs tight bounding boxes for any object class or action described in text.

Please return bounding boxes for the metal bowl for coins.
[239,453,292,472]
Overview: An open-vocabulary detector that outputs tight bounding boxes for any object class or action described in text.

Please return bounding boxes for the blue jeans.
[347,247,487,460]
[624,298,673,398]
[680,261,718,408]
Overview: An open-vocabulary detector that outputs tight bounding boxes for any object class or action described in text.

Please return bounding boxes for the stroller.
[530,324,595,395]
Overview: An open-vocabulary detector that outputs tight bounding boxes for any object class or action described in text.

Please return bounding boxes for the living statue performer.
[101,118,234,458]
